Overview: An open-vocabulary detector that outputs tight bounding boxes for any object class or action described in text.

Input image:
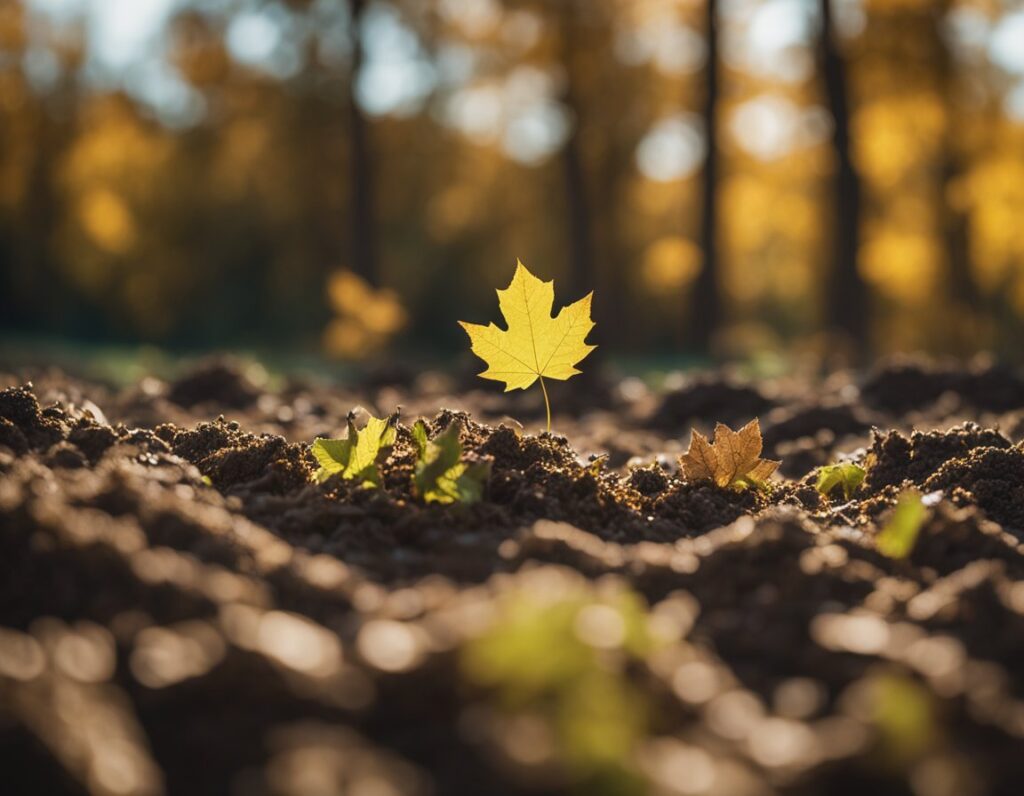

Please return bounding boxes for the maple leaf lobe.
[679,429,717,482]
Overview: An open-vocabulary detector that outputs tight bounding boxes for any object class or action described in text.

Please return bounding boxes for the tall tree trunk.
[0,109,13,330]
[688,0,721,353]
[559,114,594,301]
[556,2,595,302]
[820,0,868,352]
[939,117,978,352]
[15,97,64,333]
[931,9,977,349]
[347,0,377,286]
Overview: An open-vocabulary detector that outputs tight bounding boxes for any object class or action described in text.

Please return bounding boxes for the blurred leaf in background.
[323,270,407,359]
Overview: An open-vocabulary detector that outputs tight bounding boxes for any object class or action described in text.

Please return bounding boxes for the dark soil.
[4,356,1024,796]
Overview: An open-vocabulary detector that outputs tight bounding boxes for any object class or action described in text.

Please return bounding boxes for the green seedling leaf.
[869,673,938,767]
[312,410,398,487]
[412,419,491,504]
[815,462,866,501]
[460,582,654,785]
[876,490,928,559]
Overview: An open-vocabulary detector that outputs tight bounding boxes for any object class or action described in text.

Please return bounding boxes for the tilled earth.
[4,357,1024,796]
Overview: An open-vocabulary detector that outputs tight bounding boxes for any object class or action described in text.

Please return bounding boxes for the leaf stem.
[539,375,551,433]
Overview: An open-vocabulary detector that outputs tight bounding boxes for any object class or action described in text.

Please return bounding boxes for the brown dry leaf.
[679,419,780,489]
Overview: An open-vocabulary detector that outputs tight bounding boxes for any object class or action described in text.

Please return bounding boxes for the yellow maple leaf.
[459,260,596,431]
[679,419,780,489]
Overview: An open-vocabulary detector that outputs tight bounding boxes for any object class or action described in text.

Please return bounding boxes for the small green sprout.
[311,410,398,487]
[868,673,938,767]
[461,579,653,786]
[815,462,866,501]
[411,419,491,504]
[876,490,928,559]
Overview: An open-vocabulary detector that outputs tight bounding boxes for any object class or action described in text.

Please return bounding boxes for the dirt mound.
[3,370,1024,796]
[863,422,1011,492]
[925,445,1024,533]
[166,360,263,410]
[861,358,1024,414]
[647,377,774,431]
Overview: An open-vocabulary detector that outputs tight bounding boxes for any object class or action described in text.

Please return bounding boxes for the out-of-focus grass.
[0,334,810,392]
[0,335,358,388]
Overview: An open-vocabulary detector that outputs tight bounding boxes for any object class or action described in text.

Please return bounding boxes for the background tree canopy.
[1,0,1023,361]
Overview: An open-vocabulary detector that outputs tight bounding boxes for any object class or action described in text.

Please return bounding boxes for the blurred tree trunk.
[819,0,868,352]
[556,2,595,303]
[687,0,721,353]
[0,110,12,328]
[559,110,594,303]
[16,87,70,333]
[931,9,978,345]
[347,0,378,286]
[939,113,978,353]
[940,160,974,312]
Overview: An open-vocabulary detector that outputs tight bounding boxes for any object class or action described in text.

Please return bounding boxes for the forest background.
[1,0,1023,370]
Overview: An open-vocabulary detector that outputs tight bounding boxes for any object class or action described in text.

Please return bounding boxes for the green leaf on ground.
[312,410,398,487]
[876,490,928,559]
[412,419,491,504]
[815,462,866,501]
